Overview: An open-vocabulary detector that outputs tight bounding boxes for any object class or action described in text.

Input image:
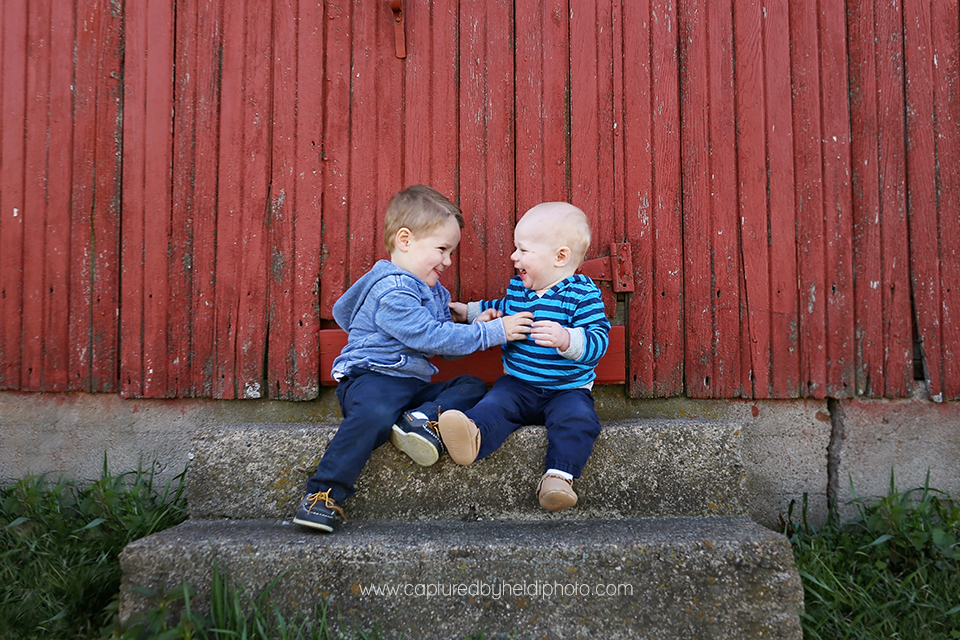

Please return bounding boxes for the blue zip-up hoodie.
[331,260,507,382]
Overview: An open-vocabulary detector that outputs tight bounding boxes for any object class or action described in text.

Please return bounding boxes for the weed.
[0,458,187,640]
[787,472,960,639]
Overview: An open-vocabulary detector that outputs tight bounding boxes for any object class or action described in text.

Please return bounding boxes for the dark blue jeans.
[466,375,601,477]
[305,369,488,502]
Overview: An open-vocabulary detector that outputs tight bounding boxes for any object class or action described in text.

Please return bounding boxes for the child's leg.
[408,374,488,419]
[305,370,425,502]
[541,388,602,477]
[466,376,542,460]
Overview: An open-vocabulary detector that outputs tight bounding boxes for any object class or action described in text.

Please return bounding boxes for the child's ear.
[395,227,413,251]
[555,246,571,267]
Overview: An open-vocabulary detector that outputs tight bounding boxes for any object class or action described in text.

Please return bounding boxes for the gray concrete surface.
[835,385,960,520]
[187,420,747,521]
[119,517,804,640]
[3,383,958,529]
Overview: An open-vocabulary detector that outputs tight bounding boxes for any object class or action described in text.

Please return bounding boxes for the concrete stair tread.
[187,418,747,521]
[120,515,802,639]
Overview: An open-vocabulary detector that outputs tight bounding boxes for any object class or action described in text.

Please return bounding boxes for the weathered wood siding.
[0,0,957,401]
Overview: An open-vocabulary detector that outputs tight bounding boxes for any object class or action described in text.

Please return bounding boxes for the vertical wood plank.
[69,0,122,392]
[348,1,401,291]
[404,0,462,294]
[21,0,47,390]
[42,0,73,391]
[142,0,174,397]
[679,0,711,397]
[22,0,53,390]
[734,0,770,398]
[848,0,912,397]
[571,0,617,252]
[820,0,856,398]
[187,0,222,397]
[624,0,684,397]
[268,0,299,399]
[235,0,271,399]
[318,0,352,319]
[905,0,943,399]
[680,0,741,398]
[213,0,245,397]
[268,0,323,400]
[874,0,912,398]
[215,0,271,399]
[170,0,199,396]
[790,0,828,398]
[459,0,515,302]
[120,0,146,396]
[707,0,740,398]
[765,0,800,398]
[930,0,960,400]
[290,0,324,399]
[515,0,569,214]
[0,0,27,389]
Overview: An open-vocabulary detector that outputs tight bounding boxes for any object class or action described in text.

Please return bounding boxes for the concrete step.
[120,516,803,640]
[187,419,747,521]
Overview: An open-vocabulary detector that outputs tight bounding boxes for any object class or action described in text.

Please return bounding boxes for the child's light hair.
[523,202,592,265]
[384,185,463,253]
[556,206,591,265]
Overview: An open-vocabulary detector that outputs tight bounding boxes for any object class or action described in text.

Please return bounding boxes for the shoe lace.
[305,488,347,522]
[425,420,441,439]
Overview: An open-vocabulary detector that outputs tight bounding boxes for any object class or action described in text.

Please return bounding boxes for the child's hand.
[530,320,571,351]
[475,308,503,323]
[449,301,468,323]
[502,312,534,341]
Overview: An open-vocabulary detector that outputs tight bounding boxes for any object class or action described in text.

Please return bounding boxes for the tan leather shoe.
[536,473,578,511]
[438,410,481,465]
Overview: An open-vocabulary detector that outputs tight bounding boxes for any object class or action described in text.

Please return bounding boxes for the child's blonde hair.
[556,206,591,265]
[522,202,592,265]
[384,185,463,253]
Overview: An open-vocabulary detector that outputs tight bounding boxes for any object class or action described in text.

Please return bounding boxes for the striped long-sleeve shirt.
[476,274,610,389]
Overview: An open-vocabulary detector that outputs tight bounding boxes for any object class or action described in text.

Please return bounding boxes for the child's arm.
[530,297,610,365]
[378,289,527,357]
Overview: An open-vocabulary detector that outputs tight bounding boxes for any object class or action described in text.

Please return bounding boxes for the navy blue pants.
[466,375,601,477]
[305,369,488,502]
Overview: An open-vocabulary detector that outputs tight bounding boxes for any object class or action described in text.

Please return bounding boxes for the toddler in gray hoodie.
[293,185,532,532]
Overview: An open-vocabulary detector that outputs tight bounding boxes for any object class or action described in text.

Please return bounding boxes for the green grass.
[0,460,187,640]
[786,473,960,639]
[4,463,959,639]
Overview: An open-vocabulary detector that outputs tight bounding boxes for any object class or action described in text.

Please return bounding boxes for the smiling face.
[510,203,590,293]
[390,216,462,287]
[511,224,562,293]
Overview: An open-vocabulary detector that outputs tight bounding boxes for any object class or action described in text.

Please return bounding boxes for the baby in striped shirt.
[442,202,611,511]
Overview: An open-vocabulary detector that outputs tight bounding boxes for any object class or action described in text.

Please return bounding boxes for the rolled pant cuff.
[544,460,582,478]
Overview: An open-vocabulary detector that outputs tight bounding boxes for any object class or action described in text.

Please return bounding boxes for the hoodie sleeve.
[375,288,507,356]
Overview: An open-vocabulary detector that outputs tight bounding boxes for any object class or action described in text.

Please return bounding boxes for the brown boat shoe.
[437,410,481,465]
[536,473,578,511]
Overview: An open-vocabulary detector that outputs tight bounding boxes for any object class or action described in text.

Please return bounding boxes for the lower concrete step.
[187,419,746,521]
[120,516,802,640]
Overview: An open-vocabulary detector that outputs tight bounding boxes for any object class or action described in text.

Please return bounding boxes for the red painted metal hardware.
[391,0,406,58]
[578,243,634,292]
[577,243,634,317]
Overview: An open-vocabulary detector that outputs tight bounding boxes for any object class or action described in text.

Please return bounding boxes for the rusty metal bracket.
[578,243,634,292]
[577,243,633,317]
[390,0,406,58]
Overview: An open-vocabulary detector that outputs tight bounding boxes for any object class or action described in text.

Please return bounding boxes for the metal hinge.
[577,243,633,317]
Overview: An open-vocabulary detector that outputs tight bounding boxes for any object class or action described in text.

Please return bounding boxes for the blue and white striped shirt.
[477,274,610,390]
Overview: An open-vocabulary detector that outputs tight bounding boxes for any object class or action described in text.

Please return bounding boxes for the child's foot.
[292,489,346,532]
[390,411,444,466]
[438,410,481,465]
[536,473,578,511]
